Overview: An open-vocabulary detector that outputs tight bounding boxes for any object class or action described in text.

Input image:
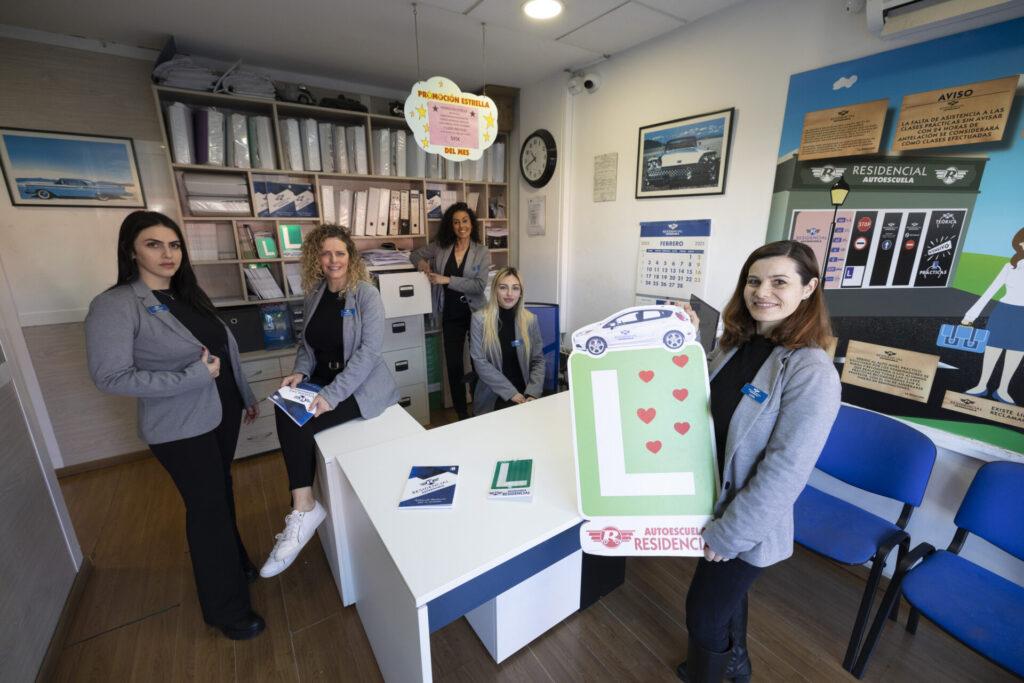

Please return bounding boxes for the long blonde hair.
[481,267,535,360]
[299,224,370,296]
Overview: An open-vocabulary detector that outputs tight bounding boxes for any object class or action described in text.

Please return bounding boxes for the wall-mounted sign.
[404,76,498,162]
[892,75,1018,151]
[798,99,888,160]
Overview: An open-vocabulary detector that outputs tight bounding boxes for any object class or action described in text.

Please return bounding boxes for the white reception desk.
[315,393,583,682]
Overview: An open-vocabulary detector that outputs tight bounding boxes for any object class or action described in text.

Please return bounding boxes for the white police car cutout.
[571,305,697,356]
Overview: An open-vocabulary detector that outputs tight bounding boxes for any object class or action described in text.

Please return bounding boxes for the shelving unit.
[152,85,510,307]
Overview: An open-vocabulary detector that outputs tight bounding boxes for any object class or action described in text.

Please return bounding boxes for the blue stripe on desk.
[427,522,582,633]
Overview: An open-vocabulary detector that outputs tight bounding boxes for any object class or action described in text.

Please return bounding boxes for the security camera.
[582,72,601,94]
[568,76,584,95]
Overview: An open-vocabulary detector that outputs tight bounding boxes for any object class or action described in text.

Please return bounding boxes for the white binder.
[347,126,368,175]
[337,189,352,228]
[372,129,391,176]
[366,187,381,235]
[388,191,401,236]
[333,124,350,174]
[377,188,391,236]
[409,190,422,235]
[393,130,407,177]
[227,113,250,169]
[318,123,335,173]
[353,190,368,236]
[165,102,193,164]
[300,118,321,172]
[407,139,426,178]
[279,119,304,171]
[322,186,335,226]
[250,116,276,170]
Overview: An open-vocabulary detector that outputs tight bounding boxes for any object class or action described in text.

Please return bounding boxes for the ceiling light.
[523,0,563,20]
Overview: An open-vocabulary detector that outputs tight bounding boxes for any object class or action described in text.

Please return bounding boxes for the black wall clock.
[520,129,557,188]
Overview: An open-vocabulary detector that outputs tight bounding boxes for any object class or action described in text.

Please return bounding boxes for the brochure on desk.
[268,382,323,427]
[488,459,533,501]
[399,465,459,509]
[568,305,718,556]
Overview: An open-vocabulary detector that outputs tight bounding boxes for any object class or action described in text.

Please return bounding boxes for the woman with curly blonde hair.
[469,267,545,414]
[260,224,398,578]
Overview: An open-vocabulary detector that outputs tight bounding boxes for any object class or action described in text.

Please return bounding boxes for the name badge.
[472,264,480,272]
[741,383,768,403]
[511,339,522,347]
[339,308,355,317]
[146,304,168,313]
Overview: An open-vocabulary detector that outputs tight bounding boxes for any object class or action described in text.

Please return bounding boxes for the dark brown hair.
[719,240,832,350]
[434,202,481,247]
[1010,226,1024,268]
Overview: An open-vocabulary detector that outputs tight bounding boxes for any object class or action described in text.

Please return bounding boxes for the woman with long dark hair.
[84,210,263,640]
[410,202,489,419]
[259,225,398,578]
[676,240,841,682]
[469,267,545,414]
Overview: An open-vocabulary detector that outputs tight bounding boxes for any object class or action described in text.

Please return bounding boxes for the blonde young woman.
[260,225,398,578]
[469,267,546,414]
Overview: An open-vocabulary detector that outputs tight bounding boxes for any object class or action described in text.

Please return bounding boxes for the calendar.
[634,220,710,301]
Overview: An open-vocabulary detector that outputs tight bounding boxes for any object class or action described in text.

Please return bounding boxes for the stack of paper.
[243,264,285,299]
[362,249,412,267]
[184,223,219,261]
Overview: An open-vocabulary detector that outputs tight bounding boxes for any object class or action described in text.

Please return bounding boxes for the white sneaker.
[259,501,326,578]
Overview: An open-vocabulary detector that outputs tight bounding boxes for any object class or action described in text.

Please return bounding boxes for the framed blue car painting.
[0,128,146,208]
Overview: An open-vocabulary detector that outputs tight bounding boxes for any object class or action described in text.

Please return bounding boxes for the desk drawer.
[396,382,429,425]
[382,347,426,387]
[240,357,283,383]
[235,414,279,458]
[381,314,425,353]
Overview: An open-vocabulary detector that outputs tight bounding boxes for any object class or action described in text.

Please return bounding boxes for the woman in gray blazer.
[85,211,263,640]
[410,202,489,419]
[470,267,546,414]
[260,225,399,578]
[677,241,841,683]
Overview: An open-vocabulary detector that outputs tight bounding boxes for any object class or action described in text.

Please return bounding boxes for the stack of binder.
[345,188,421,237]
[183,172,251,216]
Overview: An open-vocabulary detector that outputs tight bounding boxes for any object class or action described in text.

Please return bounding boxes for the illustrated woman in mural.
[961,226,1024,405]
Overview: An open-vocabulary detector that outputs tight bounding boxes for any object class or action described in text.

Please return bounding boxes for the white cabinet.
[378,273,432,425]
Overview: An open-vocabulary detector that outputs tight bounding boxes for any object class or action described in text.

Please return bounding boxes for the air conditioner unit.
[867,0,1024,39]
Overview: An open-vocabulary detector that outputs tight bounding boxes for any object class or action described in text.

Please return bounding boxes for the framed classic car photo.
[0,128,146,208]
[635,108,734,199]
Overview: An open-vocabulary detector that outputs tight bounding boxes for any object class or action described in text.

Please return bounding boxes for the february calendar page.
[634,220,710,302]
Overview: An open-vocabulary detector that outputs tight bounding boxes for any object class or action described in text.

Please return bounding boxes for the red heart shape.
[674,422,690,436]
[646,440,662,454]
[673,388,689,402]
[638,370,655,383]
[672,354,689,368]
[637,408,656,424]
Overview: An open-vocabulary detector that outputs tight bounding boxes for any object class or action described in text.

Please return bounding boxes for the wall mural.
[767,18,1024,452]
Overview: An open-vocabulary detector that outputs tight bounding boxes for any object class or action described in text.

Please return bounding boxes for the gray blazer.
[84,279,256,445]
[469,309,546,415]
[292,280,399,418]
[409,241,490,314]
[701,344,841,567]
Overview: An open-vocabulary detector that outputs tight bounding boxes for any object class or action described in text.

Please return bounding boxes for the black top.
[153,289,240,405]
[710,334,777,472]
[498,306,526,394]
[442,250,471,323]
[306,290,346,384]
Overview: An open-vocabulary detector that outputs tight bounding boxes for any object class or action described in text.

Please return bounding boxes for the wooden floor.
[52,413,1015,682]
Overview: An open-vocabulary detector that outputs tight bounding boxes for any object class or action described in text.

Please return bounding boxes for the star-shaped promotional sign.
[404,76,499,162]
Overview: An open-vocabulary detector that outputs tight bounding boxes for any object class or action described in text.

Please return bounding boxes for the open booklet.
[268,381,323,427]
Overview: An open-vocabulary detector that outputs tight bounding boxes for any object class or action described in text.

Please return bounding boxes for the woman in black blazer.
[410,202,489,420]
[84,211,263,640]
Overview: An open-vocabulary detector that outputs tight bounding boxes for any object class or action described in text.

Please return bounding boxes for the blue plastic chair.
[852,460,1024,679]
[793,405,936,671]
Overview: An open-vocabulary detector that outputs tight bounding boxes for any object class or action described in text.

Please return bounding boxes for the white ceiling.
[2,0,745,94]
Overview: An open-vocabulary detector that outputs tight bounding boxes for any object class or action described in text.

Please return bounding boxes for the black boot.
[724,596,752,683]
[675,635,731,682]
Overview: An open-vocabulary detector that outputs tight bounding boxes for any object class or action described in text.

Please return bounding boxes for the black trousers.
[685,557,763,652]
[443,317,471,417]
[149,391,250,627]
[275,393,361,490]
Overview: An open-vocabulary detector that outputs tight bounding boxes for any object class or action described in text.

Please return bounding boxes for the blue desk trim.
[427,522,582,633]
